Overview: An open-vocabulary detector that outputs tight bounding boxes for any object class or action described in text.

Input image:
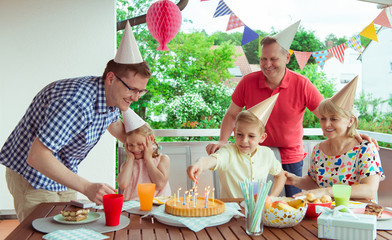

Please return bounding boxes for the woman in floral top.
[285,93,384,201]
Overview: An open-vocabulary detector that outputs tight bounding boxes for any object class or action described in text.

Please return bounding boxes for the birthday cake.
[165,197,225,217]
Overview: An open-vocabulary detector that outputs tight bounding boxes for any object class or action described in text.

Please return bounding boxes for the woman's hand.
[285,171,300,186]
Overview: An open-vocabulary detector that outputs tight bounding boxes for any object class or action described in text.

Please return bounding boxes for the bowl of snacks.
[263,197,308,228]
[304,193,332,219]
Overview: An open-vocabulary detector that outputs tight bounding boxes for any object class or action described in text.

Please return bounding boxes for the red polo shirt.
[231,68,324,164]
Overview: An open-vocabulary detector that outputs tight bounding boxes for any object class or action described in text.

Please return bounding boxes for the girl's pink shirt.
[123,154,171,201]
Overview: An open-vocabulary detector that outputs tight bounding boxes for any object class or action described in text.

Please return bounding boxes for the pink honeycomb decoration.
[146,0,182,51]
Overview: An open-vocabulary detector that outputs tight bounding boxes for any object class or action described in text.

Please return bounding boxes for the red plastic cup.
[103,194,123,226]
[305,202,332,219]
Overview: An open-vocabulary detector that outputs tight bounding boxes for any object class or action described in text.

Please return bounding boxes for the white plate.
[153,196,171,205]
[154,214,231,228]
[352,208,392,221]
[53,212,102,224]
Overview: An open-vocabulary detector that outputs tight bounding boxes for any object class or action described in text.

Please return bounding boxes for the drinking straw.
[250,180,272,232]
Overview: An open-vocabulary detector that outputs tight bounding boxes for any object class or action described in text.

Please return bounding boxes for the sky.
[180,0,383,41]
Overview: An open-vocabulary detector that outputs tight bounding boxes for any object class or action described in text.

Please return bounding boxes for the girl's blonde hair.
[318,99,358,137]
[126,123,160,158]
[235,110,265,135]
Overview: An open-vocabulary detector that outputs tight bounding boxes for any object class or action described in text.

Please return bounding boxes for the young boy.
[187,94,286,198]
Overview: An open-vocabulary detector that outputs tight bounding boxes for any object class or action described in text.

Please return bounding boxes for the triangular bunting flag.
[241,25,259,46]
[294,51,312,70]
[328,43,347,64]
[289,49,294,56]
[346,35,363,54]
[213,0,232,18]
[312,51,329,69]
[359,22,378,42]
[226,13,245,31]
[373,7,392,28]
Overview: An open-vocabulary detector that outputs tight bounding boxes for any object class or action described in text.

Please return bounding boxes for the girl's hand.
[124,145,135,161]
[143,135,153,161]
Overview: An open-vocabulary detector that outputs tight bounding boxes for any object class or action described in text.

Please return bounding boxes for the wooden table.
[6,199,392,240]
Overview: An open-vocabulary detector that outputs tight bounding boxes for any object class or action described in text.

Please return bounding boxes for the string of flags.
[203,0,392,70]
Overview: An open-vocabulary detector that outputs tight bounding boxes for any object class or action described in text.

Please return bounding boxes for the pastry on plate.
[364,203,383,218]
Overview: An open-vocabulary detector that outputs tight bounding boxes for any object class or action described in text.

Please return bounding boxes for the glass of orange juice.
[137,183,156,211]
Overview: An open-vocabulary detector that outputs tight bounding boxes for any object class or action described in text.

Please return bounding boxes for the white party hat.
[331,75,358,111]
[114,21,143,64]
[248,93,279,126]
[271,20,300,51]
[122,109,146,133]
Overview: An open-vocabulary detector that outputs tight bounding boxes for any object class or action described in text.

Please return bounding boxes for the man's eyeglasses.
[113,73,148,96]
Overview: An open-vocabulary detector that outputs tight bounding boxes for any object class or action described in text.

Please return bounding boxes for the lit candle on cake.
[190,189,193,201]
[183,191,188,205]
[177,188,181,202]
[173,193,176,206]
[204,188,207,208]
[194,193,198,208]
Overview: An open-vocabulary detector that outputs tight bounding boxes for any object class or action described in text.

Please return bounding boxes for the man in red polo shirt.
[206,21,323,197]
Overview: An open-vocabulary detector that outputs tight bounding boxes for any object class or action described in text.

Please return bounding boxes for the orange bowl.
[305,202,332,219]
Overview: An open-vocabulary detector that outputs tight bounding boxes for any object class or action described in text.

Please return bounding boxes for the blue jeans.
[282,161,303,197]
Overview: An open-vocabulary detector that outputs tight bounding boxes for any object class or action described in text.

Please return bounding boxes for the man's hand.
[356,133,379,150]
[85,182,117,205]
[206,141,225,155]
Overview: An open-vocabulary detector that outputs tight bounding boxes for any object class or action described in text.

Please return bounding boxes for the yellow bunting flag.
[289,49,294,56]
[359,22,378,42]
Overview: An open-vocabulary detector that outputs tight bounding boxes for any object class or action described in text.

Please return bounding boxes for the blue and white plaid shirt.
[0,76,120,191]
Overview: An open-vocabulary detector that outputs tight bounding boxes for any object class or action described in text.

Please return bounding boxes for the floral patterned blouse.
[308,141,385,187]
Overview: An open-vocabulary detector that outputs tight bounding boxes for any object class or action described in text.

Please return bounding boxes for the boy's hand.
[187,165,202,182]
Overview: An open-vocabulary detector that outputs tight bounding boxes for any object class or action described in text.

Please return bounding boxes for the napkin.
[377,219,392,230]
[143,202,244,232]
[43,228,109,240]
[93,200,139,211]
[331,200,367,209]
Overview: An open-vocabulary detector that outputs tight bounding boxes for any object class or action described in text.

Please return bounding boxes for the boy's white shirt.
[210,143,281,198]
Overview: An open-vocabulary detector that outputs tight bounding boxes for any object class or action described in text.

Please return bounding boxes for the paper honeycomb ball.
[146,0,182,51]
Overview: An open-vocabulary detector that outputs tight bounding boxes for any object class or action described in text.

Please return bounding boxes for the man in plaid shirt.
[0,22,150,221]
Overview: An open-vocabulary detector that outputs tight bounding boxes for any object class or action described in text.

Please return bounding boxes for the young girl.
[285,77,385,200]
[117,109,171,201]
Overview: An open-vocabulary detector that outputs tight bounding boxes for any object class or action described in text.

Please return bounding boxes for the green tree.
[210,30,268,64]
[144,32,237,132]
[324,33,347,47]
[295,64,336,131]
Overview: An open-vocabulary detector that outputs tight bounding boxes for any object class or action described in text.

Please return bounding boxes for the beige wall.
[0,0,116,210]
